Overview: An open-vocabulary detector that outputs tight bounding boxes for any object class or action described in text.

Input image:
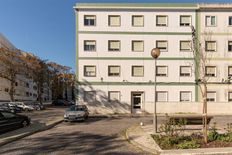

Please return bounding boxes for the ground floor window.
[180,91,191,102]
[84,91,96,102]
[156,91,168,102]
[206,91,216,102]
[108,91,120,102]
[228,92,232,102]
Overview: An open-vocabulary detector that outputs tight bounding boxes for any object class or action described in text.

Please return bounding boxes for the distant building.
[0,33,51,102]
[74,3,232,114]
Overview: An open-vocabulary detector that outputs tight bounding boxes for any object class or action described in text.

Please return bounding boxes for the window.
[108,40,120,51]
[156,66,168,76]
[207,91,216,102]
[84,15,96,26]
[132,15,144,27]
[84,66,96,77]
[108,66,120,77]
[1,112,16,118]
[132,41,144,52]
[84,40,96,51]
[180,91,191,102]
[156,15,167,26]
[156,91,168,102]
[229,16,232,26]
[180,41,191,51]
[156,41,168,52]
[4,88,9,92]
[180,15,191,26]
[228,41,232,52]
[132,66,144,77]
[205,41,216,52]
[108,91,120,101]
[205,66,216,77]
[84,91,96,102]
[108,15,120,26]
[180,66,191,77]
[205,16,216,26]
[228,92,232,102]
[228,66,232,77]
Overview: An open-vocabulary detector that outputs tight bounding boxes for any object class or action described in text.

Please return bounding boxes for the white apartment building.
[74,3,232,114]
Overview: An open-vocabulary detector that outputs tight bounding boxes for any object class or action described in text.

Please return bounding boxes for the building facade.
[74,3,232,114]
[0,34,52,102]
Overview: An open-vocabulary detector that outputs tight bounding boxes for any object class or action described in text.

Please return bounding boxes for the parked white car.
[10,102,34,111]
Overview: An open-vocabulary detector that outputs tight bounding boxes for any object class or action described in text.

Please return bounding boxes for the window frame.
[108,66,120,77]
[108,15,121,27]
[206,91,216,102]
[180,15,191,27]
[156,40,168,52]
[156,91,168,102]
[180,40,191,52]
[180,66,191,77]
[156,15,168,27]
[84,91,96,102]
[205,41,217,52]
[132,66,144,77]
[228,41,232,52]
[108,91,121,102]
[132,40,144,52]
[180,91,192,102]
[228,66,232,77]
[205,66,217,77]
[156,66,168,77]
[228,91,232,102]
[229,16,232,26]
[108,40,120,52]
[84,15,96,26]
[132,15,144,27]
[84,40,96,52]
[205,15,216,27]
[84,65,96,77]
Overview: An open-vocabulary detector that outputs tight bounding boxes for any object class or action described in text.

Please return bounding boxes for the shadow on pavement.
[0,130,141,155]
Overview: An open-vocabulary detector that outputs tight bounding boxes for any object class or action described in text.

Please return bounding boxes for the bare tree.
[24,54,49,104]
[0,47,27,101]
[191,26,214,143]
[47,62,72,100]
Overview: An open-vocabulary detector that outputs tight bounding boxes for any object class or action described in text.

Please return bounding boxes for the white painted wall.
[78,10,196,33]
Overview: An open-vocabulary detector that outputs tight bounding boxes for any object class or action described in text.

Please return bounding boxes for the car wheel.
[22,120,28,127]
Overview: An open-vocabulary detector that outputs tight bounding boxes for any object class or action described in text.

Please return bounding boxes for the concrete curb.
[0,119,63,147]
[125,126,160,155]
[126,125,232,155]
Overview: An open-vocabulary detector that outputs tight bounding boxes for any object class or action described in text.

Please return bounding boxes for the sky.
[0,0,231,72]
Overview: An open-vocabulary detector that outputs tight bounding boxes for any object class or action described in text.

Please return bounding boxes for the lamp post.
[151,48,160,133]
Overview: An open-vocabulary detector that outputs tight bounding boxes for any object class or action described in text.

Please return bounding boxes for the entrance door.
[131,92,143,113]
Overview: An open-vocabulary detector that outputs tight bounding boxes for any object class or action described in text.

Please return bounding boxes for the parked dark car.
[52,100,70,106]
[64,105,89,122]
[0,103,22,113]
[0,110,30,134]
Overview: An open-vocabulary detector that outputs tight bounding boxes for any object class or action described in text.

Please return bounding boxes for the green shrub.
[208,122,219,142]
[177,140,200,149]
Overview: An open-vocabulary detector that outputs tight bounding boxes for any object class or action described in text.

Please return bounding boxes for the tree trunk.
[9,79,15,102]
[37,82,43,104]
[202,84,208,143]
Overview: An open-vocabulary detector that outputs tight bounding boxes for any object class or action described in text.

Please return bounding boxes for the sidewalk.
[126,124,232,155]
[0,108,64,147]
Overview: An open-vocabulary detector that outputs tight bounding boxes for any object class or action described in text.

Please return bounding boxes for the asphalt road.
[0,116,152,155]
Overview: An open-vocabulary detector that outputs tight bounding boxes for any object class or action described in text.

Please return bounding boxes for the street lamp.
[151,48,160,133]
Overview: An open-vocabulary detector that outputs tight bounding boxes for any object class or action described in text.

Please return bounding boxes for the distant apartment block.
[74,3,232,114]
[0,34,52,102]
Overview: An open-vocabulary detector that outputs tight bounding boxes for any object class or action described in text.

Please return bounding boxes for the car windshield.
[67,106,85,111]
